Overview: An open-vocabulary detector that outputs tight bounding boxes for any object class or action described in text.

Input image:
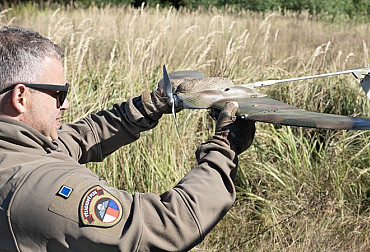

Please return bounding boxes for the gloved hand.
[139,78,185,121]
[209,102,255,155]
[139,70,208,120]
[135,70,208,121]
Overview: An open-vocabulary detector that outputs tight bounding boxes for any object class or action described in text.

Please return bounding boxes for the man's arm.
[55,95,161,164]
[137,140,237,250]
[55,78,182,164]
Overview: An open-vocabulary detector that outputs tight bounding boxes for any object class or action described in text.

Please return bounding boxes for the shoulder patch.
[58,185,73,198]
[80,186,123,227]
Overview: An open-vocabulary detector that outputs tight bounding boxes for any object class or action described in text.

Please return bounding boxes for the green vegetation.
[0,3,369,251]
[1,0,370,21]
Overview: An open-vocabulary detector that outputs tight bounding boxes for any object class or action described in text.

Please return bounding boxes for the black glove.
[133,86,176,121]
[210,102,255,155]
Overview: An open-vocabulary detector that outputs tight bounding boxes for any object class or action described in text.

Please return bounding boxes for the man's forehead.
[40,56,66,85]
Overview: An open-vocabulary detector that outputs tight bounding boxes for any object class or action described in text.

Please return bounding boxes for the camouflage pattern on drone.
[162,67,370,130]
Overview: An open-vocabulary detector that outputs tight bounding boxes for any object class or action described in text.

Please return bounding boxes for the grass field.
[1,4,369,251]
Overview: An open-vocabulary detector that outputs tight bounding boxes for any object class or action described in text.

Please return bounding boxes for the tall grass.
[1,4,369,251]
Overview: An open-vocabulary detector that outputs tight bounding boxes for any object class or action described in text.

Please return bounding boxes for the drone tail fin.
[350,68,370,99]
[360,74,370,99]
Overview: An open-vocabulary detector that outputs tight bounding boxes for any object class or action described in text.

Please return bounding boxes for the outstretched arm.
[55,96,159,163]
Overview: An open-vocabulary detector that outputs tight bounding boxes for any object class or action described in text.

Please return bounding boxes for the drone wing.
[177,86,370,130]
[238,97,370,130]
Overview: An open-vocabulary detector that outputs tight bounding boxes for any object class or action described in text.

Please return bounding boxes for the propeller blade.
[163,65,173,102]
[171,100,179,133]
[163,65,179,133]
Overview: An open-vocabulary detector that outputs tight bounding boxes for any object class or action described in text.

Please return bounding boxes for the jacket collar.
[0,116,58,155]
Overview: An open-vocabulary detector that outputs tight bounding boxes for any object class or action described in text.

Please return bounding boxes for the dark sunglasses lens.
[58,91,67,106]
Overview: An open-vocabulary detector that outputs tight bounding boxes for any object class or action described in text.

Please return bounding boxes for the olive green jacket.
[0,98,237,252]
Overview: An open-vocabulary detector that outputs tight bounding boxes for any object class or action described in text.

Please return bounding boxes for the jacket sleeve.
[8,141,237,252]
[55,97,158,163]
[137,141,237,250]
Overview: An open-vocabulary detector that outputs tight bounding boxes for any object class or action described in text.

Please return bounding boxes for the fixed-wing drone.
[161,65,370,130]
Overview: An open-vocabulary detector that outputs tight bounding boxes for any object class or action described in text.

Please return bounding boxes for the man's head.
[0,26,69,141]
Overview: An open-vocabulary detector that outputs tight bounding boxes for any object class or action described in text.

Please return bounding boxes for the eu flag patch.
[58,185,73,198]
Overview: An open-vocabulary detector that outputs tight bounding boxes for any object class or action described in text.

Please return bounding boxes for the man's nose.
[60,98,70,110]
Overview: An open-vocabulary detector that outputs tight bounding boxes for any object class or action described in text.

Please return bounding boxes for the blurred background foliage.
[1,0,370,21]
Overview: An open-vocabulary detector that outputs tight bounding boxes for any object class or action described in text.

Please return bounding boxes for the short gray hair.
[0,26,63,91]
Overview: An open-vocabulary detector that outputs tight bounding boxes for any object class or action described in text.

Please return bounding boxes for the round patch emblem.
[80,186,123,227]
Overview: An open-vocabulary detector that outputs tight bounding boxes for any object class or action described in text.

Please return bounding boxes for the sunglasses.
[0,83,69,106]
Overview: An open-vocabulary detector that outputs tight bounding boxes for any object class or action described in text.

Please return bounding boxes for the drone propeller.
[163,65,179,133]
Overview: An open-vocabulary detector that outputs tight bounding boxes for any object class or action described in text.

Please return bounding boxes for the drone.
[161,65,370,130]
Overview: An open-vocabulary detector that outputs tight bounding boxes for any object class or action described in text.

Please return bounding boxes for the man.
[0,26,255,251]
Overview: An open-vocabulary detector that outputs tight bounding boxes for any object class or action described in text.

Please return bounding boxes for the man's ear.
[11,84,28,113]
